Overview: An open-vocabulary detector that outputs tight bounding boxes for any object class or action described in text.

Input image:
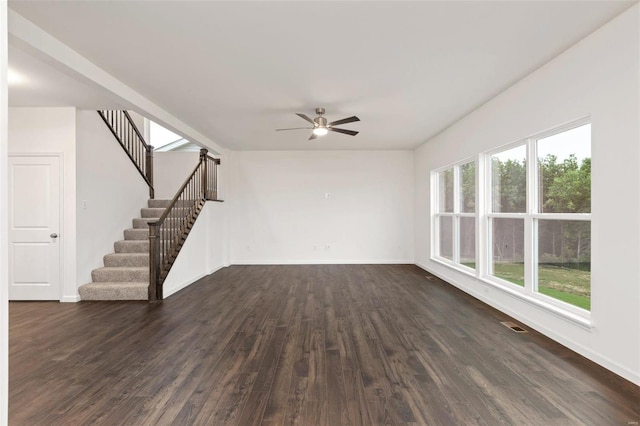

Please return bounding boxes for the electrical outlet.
[324,193,331,199]
[81,200,87,209]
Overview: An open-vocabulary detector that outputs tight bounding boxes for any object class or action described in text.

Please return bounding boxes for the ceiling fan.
[276,107,360,140]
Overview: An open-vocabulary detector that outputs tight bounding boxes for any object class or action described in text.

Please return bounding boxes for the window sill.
[428,257,593,331]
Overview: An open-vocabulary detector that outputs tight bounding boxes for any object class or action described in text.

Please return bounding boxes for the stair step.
[104,253,149,267]
[124,228,149,240]
[114,240,149,253]
[92,267,149,282]
[132,217,154,229]
[79,282,148,301]
[140,207,166,218]
[148,199,172,208]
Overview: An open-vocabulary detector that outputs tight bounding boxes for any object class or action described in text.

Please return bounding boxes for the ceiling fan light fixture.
[277,108,359,139]
[313,127,329,136]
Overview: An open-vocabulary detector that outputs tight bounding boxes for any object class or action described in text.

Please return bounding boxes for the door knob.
[50,233,58,238]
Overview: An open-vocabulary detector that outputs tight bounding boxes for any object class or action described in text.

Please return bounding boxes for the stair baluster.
[97,110,155,199]
[148,149,221,301]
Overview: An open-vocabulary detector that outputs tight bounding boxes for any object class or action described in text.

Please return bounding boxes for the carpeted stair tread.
[124,228,149,240]
[78,282,148,301]
[115,240,149,253]
[140,207,166,218]
[148,199,172,208]
[92,267,149,282]
[132,218,154,229]
[104,253,149,267]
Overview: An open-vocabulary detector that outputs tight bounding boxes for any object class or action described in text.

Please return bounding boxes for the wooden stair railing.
[148,149,221,301]
[97,110,155,198]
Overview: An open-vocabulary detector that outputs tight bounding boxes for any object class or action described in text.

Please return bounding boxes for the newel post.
[214,158,220,201]
[200,148,208,200]
[148,221,162,301]
[146,145,155,199]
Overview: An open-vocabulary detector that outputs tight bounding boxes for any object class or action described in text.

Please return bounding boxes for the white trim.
[163,272,208,299]
[486,212,527,219]
[477,153,488,279]
[431,155,477,174]
[231,260,413,265]
[426,258,592,326]
[0,1,8,421]
[531,213,591,221]
[415,262,638,386]
[485,138,527,158]
[532,116,591,142]
[432,119,593,323]
[432,159,478,268]
[61,295,80,303]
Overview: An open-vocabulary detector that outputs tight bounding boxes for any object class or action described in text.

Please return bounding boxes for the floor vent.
[501,321,528,333]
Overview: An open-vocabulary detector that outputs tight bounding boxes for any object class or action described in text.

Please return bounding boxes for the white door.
[8,155,61,300]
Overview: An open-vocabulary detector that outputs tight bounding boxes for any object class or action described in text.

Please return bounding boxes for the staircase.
[88,110,221,302]
[78,199,170,301]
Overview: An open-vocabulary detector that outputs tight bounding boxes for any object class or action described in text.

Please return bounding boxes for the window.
[432,120,591,315]
[489,144,526,286]
[534,123,591,310]
[434,161,476,269]
[487,121,591,311]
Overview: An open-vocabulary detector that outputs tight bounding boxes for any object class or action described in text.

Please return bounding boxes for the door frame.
[8,152,64,301]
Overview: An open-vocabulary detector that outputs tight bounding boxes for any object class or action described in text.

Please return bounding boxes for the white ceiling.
[8,45,122,109]
[7,1,635,151]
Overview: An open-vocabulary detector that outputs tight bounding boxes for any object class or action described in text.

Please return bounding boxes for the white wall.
[8,107,78,302]
[414,5,640,385]
[75,110,150,289]
[163,201,227,298]
[229,150,414,264]
[153,151,199,199]
[0,1,9,420]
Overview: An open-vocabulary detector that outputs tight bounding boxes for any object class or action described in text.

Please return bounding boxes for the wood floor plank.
[8,265,639,425]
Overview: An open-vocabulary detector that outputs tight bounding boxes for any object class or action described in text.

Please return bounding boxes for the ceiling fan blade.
[296,113,315,124]
[328,116,360,126]
[329,127,359,136]
[275,127,312,131]
[308,133,318,141]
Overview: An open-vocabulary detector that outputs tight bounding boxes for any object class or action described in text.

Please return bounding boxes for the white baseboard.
[164,272,207,299]
[230,259,413,265]
[61,295,80,303]
[415,262,640,386]
[163,264,228,299]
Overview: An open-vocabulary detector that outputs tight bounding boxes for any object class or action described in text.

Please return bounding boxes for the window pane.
[491,218,524,286]
[538,220,591,310]
[460,217,476,268]
[439,216,453,260]
[491,145,526,213]
[538,124,591,213]
[438,169,453,213]
[460,162,476,213]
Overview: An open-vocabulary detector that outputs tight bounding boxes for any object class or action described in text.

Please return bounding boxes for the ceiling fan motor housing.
[314,116,328,128]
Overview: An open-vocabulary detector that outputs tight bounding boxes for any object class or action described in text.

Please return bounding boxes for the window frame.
[483,118,591,317]
[432,158,477,273]
[430,117,592,322]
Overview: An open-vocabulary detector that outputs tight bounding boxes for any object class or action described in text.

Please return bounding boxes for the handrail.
[97,110,155,198]
[148,148,221,301]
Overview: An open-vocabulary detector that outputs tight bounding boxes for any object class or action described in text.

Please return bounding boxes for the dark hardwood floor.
[9,265,640,425]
